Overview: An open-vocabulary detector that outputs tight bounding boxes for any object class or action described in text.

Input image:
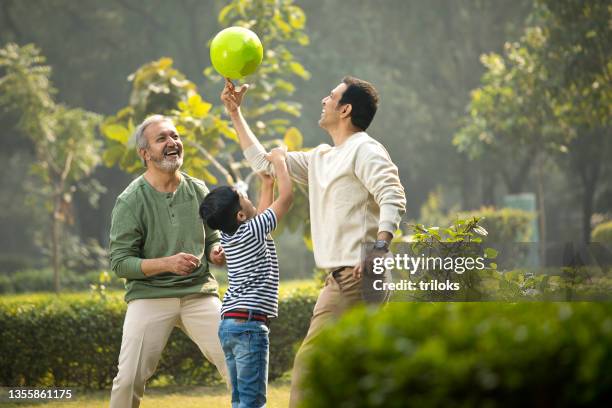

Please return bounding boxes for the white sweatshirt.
[244,131,406,269]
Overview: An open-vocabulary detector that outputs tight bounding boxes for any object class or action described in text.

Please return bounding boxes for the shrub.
[448,207,534,243]
[591,221,612,243]
[0,269,125,294]
[0,289,317,389]
[302,302,612,407]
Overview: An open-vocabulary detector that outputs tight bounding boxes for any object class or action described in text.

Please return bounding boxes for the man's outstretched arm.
[220,78,310,183]
[220,79,271,174]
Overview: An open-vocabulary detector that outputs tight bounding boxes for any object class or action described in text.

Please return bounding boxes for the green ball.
[210,27,264,80]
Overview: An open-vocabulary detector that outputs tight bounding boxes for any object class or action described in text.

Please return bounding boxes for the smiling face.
[141,120,184,173]
[318,82,348,130]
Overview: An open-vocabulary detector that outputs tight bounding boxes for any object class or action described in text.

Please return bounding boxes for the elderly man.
[221,76,406,407]
[108,115,228,408]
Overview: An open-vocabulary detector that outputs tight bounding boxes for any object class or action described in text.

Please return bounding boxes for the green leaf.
[102,145,125,167]
[201,168,218,185]
[102,124,130,144]
[283,127,303,151]
[474,226,488,236]
[218,4,235,24]
[484,247,498,259]
[289,62,310,80]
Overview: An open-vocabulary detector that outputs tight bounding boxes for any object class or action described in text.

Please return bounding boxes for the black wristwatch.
[373,239,390,252]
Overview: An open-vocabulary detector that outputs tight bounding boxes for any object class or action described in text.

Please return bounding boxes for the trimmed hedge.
[0,269,125,294]
[0,290,316,389]
[302,302,612,407]
[592,221,612,243]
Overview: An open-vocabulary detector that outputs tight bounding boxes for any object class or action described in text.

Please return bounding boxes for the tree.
[0,43,104,292]
[455,0,612,246]
[102,0,312,238]
[536,0,612,243]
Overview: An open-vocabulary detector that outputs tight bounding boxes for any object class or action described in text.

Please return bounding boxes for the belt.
[222,309,269,324]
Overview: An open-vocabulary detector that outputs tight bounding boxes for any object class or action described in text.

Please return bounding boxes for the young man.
[108,115,228,408]
[221,76,406,407]
[199,147,293,408]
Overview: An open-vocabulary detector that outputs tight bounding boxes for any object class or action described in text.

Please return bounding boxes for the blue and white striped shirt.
[220,208,279,318]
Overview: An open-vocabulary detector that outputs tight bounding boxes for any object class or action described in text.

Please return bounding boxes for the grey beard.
[152,155,183,172]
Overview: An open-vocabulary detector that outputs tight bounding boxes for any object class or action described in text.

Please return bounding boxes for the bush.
[0,289,317,389]
[448,207,534,243]
[0,269,125,294]
[592,221,612,243]
[302,302,612,407]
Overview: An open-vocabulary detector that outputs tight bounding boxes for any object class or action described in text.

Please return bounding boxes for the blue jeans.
[218,317,269,408]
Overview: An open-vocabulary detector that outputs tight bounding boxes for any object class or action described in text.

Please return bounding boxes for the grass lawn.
[1,380,290,407]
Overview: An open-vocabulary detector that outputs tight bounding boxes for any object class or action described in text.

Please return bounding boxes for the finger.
[353,264,361,280]
[183,253,200,262]
[237,84,249,96]
[225,77,234,90]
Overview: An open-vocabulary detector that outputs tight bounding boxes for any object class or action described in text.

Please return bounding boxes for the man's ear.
[236,210,247,222]
[139,148,149,164]
[340,103,352,118]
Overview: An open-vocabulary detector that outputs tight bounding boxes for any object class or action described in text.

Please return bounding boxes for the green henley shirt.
[109,172,220,302]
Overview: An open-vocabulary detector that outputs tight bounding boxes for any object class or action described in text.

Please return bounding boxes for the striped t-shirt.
[220,208,279,317]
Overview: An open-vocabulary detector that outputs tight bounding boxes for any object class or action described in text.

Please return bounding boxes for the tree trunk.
[536,155,546,266]
[52,197,61,293]
[582,182,595,244]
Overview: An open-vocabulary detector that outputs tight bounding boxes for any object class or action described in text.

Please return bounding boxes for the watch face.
[374,241,387,250]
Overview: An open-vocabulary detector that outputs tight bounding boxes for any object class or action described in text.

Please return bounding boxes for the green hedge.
[302,302,612,407]
[0,290,316,389]
[0,269,125,294]
[449,207,534,243]
[592,221,612,243]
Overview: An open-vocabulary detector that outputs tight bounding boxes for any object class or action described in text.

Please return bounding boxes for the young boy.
[199,147,293,408]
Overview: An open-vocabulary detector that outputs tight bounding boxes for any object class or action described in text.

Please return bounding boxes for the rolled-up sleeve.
[109,199,146,279]
[355,143,406,235]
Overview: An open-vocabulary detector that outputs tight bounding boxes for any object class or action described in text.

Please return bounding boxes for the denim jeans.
[218,317,269,408]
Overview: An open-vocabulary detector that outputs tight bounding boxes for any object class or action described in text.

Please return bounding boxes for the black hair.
[199,186,242,234]
[338,76,379,131]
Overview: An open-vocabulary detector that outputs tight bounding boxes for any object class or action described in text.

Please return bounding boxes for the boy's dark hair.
[199,186,242,234]
[338,76,379,131]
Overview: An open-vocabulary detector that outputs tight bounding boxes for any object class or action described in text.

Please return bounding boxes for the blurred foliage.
[449,207,534,244]
[0,269,123,294]
[0,288,316,388]
[101,0,312,239]
[591,220,612,243]
[302,302,612,407]
[455,0,611,242]
[0,43,104,291]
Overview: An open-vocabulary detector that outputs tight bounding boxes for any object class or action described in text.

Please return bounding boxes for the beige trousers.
[289,267,363,408]
[109,294,228,408]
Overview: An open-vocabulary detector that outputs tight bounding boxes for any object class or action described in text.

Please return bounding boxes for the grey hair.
[133,114,172,167]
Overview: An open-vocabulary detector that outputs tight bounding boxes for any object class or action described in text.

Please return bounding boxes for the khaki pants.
[289,267,363,408]
[109,295,229,408]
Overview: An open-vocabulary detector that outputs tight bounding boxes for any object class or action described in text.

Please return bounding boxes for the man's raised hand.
[220,78,249,114]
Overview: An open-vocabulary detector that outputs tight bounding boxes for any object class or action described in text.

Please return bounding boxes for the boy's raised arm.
[267,147,293,221]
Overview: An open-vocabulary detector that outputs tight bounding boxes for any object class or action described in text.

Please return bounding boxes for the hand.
[209,245,226,266]
[166,252,201,275]
[220,78,249,114]
[265,146,287,163]
[257,172,275,187]
[353,248,389,280]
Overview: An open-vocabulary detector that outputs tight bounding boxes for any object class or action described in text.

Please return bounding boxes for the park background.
[0,0,611,407]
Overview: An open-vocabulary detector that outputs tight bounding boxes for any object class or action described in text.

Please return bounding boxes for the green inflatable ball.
[210,27,264,80]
